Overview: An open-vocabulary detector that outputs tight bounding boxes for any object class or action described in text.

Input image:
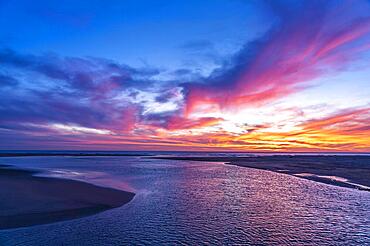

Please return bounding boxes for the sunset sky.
[0,0,369,151]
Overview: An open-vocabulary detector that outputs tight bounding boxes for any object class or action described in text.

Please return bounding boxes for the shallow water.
[0,156,369,245]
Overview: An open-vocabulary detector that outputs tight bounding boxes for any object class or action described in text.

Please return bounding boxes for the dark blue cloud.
[0,49,160,135]
[180,40,214,51]
[0,74,18,87]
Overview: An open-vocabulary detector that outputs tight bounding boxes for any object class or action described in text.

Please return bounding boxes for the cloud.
[299,107,370,135]
[166,116,223,130]
[0,49,154,136]
[180,40,214,51]
[183,0,370,115]
[48,123,113,135]
[0,74,18,87]
[1,0,370,151]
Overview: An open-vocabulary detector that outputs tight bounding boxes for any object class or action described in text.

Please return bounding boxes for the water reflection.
[0,156,369,245]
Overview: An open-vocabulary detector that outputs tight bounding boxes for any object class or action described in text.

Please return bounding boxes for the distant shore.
[0,152,152,157]
[0,165,135,230]
[151,155,370,191]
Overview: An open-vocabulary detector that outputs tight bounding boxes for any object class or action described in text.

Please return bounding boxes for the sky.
[0,0,369,152]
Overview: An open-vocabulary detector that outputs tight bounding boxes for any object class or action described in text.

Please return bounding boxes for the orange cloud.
[141,107,370,152]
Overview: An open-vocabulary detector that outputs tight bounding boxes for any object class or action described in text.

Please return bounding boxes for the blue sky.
[0,0,369,151]
[0,0,271,70]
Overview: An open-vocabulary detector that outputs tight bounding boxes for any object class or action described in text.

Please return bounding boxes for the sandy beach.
[152,155,370,191]
[0,165,135,230]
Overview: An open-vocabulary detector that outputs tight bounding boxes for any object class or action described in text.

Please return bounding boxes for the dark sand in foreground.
[152,155,370,191]
[0,165,134,230]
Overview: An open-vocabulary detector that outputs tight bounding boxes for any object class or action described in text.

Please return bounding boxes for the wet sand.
[0,165,135,230]
[152,155,370,191]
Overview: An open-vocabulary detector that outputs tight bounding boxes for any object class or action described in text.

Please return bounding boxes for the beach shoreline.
[0,153,151,157]
[151,155,370,191]
[0,165,135,230]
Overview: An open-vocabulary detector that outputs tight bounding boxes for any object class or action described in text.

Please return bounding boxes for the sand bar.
[0,165,135,230]
[152,155,370,191]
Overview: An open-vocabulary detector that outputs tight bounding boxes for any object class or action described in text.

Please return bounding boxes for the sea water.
[0,155,369,245]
